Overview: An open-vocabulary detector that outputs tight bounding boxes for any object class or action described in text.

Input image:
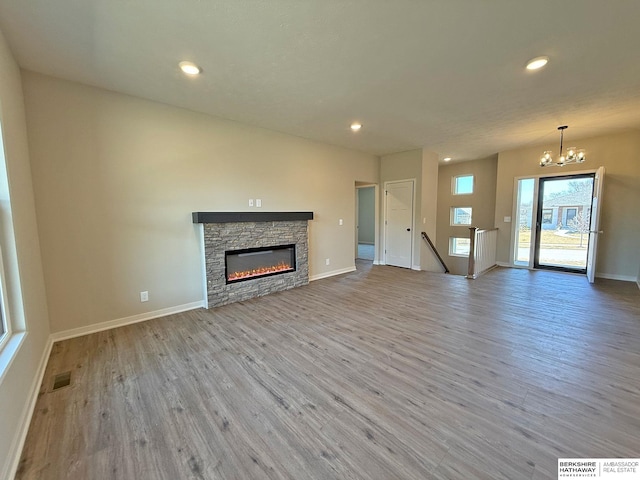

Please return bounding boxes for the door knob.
[406,228,411,231]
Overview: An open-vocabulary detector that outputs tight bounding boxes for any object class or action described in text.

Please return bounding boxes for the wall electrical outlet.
[249,199,254,207]
[339,218,343,225]
[140,291,149,302]
[256,199,262,207]
[325,258,330,266]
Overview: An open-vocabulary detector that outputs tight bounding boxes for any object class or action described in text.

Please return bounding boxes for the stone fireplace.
[193,212,313,308]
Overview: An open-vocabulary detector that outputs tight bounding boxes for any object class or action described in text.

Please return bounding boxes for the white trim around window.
[0,245,12,353]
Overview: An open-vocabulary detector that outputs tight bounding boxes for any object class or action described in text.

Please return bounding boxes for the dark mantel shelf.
[192,211,314,224]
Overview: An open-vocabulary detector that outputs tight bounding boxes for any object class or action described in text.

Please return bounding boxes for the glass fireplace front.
[225,244,296,284]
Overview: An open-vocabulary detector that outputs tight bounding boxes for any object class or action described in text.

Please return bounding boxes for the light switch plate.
[504,216,511,223]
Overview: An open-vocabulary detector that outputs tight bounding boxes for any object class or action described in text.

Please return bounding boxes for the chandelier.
[540,125,586,167]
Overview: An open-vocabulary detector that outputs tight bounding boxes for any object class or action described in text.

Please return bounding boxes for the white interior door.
[385,180,414,268]
[587,166,605,283]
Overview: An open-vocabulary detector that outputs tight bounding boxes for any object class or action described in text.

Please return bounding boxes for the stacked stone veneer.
[204,220,309,308]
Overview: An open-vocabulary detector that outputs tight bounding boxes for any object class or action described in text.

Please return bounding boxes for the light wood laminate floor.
[17,263,640,479]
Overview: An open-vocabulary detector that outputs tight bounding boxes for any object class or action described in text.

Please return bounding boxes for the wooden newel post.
[467,227,478,278]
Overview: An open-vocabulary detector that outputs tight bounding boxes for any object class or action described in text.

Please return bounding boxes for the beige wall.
[380,149,422,268]
[437,155,498,276]
[0,31,50,477]
[495,130,640,280]
[379,148,440,272]
[23,72,379,333]
[357,187,375,244]
[420,149,440,272]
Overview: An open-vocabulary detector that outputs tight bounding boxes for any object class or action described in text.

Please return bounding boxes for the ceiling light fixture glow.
[350,122,362,132]
[179,61,202,75]
[526,56,549,70]
[443,157,452,162]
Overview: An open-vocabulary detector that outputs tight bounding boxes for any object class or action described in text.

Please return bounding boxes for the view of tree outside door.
[534,174,595,272]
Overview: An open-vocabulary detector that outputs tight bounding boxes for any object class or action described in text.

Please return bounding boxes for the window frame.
[449,237,471,257]
[450,207,473,226]
[452,174,474,195]
[0,246,12,353]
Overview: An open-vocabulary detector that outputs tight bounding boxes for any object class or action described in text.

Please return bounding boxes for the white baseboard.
[373,260,383,265]
[3,335,53,480]
[6,300,205,479]
[310,266,356,282]
[411,265,421,271]
[595,273,637,282]
[492,263,636,283]
[51,301,205,342]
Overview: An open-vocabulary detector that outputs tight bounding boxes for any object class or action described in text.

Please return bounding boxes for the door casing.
[510,168,600,274]
[533,172,595,274]
[383,179,416,268]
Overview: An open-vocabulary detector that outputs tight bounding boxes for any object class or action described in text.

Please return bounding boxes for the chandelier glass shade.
[540,126,586,167]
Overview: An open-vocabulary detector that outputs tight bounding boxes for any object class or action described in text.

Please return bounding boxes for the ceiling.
[2,0,640,161]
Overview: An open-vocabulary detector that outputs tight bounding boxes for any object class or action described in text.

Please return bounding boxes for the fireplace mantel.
[192,211,313,224]
[194,211,312,308]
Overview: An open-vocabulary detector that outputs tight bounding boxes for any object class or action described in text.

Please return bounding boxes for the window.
[0,123,14,356]
[451,207,472,225]
[0,306,5,340]
[542,208,553,224]
[453,175,474,195]
[566,208,577,223]
[0,247,11,352]
[449,237,471,256]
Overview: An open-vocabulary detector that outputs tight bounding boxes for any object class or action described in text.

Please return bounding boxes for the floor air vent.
[52,371,72,391]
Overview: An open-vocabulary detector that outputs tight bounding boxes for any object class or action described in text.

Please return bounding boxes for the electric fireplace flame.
[225,244,296,284]
[228,261,293,281]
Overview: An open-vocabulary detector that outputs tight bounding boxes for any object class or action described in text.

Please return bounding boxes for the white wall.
[0,31,51,478]
[22,72,380,333]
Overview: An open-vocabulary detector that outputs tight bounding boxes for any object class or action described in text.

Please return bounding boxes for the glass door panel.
[534,174,594,272]
[514,178,535,266]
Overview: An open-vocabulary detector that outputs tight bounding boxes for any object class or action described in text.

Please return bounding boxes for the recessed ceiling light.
[526,56,549,71]
[350,122,362,132]
[179,61,202,75]
[443,157,452,162]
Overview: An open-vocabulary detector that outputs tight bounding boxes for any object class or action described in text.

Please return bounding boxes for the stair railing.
[421,231,449,274]
[467,227,498,279]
